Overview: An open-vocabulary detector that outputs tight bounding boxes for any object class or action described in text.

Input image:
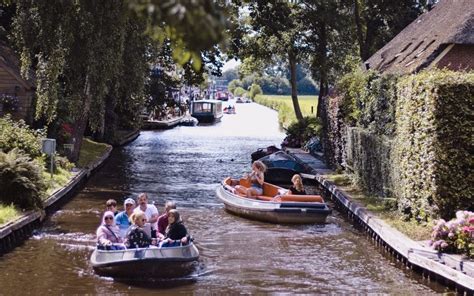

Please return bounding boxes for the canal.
[0,102,446,294]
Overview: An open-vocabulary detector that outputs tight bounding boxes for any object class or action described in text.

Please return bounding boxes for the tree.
[12,0,228,162]
[353,0,426,60]
[229,1,306,121]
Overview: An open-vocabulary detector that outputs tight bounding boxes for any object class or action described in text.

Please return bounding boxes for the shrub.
[233,87,247,97]
[0,148,45,210]
[282,116,321,148]
[248,83,263,99]
[0,115,45,158]
[429,210,474,258]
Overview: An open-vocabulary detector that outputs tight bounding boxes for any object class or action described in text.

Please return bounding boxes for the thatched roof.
[0,41,35,89]
[365,0,474,74]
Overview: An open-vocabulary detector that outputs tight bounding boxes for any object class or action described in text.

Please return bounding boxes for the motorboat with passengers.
[216,177,331,224]
[90,242,199,278]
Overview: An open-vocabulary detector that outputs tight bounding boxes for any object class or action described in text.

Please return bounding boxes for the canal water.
[0,102,447,294]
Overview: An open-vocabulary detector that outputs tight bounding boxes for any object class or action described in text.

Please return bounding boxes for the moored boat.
[216,177,331,224]
[258,151,308,184]
[191,100,223,123]
[90,243,199,278]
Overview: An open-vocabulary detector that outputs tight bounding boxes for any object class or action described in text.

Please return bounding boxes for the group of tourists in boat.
[96,193,190,251]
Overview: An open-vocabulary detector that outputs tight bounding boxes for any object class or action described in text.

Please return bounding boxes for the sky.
[222,59,241,72]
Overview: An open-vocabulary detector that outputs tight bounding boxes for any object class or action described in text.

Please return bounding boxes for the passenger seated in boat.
[288,174,306,195]
[115,198,136,238]
[124,212,157,248]
[96,211,123,250]
[235,160,266,198]
[157,201,176,236]
[161,209,190,247]
[106,199,119,216]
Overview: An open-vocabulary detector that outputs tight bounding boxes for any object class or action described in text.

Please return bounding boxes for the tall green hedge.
[329,69,473,220]
[393,70,474,220]
[346,127,393,197]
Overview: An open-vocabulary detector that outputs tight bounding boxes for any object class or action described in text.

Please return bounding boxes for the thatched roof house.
[0,41,35,124]
[365,0,474,74]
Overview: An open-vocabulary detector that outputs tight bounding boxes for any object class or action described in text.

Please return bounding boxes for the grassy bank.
[77,138,110,168]
[0,204,19,226]
[254,95,318,128]
[324,173,433,241]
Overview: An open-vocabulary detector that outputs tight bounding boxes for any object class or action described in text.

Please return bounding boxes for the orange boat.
[215,177,331,224]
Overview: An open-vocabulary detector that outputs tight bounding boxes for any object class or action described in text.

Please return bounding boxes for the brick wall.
[437,44,474,71]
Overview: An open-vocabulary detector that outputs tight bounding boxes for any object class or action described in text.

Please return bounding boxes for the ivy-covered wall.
[324,69,474,219]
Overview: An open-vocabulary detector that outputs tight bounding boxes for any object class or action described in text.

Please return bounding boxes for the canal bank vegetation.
[0,116,75,210]
[0,204,19,226]
[253,95,318,128]
[77,138,111,169]
[322,69,474,257]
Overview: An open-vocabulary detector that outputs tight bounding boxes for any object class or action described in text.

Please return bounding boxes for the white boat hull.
[216,185,331,224]
[91,243,199,278]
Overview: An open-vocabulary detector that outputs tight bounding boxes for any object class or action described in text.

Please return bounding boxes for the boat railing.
[95,243,196,263]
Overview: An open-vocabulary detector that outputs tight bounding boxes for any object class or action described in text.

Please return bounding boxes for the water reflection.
[0,102,447,294]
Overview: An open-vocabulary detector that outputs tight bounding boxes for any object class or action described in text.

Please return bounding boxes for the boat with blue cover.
[258,151,308,184]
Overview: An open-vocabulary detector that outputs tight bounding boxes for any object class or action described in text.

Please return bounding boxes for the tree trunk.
[70,77,92,163]
[317,22,328,118]
[353,0,366,60]
[289,51,303,122]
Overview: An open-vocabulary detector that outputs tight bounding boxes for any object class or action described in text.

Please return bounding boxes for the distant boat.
[191,100,223,123]
[142,115,184,130]
[216,177,331,224]
[90,243,199,278]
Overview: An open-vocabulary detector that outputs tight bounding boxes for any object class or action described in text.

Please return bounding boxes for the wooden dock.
[286,148,474,294]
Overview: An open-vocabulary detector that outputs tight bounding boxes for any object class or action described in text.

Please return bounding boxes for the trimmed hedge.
[393,70,474,220]
[327,69,473,220]
[346,127,393,197]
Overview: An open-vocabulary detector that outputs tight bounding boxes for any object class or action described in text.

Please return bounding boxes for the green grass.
[254,94,318,128]
[43,167,73,196]
[77,138,110,168]
[323,173,432,241]
[0,204,20,226]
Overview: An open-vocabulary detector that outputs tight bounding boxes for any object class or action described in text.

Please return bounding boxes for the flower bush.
[429,210,474,258]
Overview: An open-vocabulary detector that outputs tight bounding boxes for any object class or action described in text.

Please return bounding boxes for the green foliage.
[345,127,393,197]
[338,67,399,135]
[233,87,247,97]
[77,138,110,169]
[332,69,473,220]
[248,83,262,99]
[228,79,243,94]
[0,115,45,158]
[253,95,318,128]
[0,149,45,210]
[284,116,321,147]
[393,70,474,220]
[0,204,19,225]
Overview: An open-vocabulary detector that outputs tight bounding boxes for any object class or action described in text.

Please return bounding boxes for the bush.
[429,210,474,258]
[0,149,45,210]
[228,79,243,94]
[248,83,263,99]
[0,115,45,158]
[282,116,321,148]
[233,86,247,97]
